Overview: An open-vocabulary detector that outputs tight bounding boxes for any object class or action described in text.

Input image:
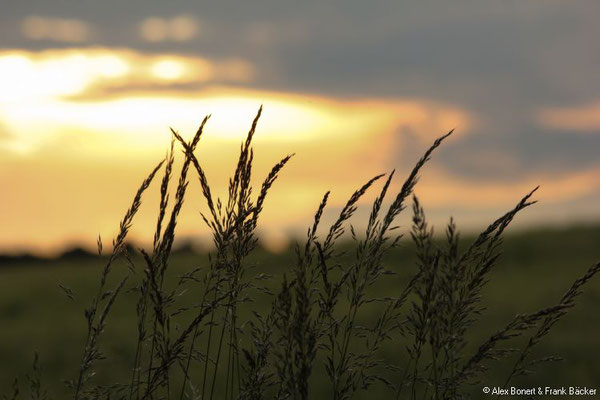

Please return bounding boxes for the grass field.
[1,224,599,399]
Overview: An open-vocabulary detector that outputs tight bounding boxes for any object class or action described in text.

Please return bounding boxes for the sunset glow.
[0,45,597,254]
[0,48,470,155]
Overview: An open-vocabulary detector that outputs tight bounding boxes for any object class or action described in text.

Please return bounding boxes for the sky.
[1,0,599,254]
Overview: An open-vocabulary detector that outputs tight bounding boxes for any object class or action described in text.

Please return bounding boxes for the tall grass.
[4,109,599,400]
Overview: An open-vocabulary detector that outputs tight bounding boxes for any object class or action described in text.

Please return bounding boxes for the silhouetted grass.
[2,110,598,400]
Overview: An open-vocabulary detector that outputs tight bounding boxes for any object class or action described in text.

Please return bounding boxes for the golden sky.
[0,48,471,253]
[2,6,600,255]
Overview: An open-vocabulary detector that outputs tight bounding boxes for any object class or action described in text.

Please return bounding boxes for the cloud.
[0,49,255,104]
[416,164,600,209]
[21,16,91,43]
[537,101,600,133]
[0,47,470,156]
[139,15,200,43]
[244,21,310,47]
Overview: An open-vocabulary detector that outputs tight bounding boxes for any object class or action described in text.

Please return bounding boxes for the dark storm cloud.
[1,0,599,179]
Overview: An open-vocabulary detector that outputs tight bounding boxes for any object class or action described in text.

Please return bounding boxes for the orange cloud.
[537,101,600,132]
[139,16,201,43]
[414,164,600,209]
[21,16,91,43]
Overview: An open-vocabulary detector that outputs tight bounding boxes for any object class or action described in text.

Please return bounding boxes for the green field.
[1,224,599,399]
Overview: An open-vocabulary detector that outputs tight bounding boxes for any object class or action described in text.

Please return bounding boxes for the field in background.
[1,224,599,398]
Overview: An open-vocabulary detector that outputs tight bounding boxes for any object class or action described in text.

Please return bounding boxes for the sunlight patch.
[0,48,254,104]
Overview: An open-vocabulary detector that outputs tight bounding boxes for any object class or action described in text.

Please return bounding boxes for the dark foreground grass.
[2,229,600,399]
[1,111,599,400]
